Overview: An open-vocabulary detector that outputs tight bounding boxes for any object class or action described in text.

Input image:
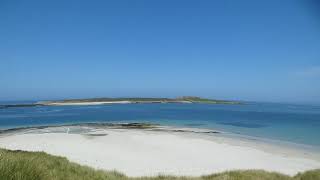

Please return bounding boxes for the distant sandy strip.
[0,125,319,177]
[46,101,132,106]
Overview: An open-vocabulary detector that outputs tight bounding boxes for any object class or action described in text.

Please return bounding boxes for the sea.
[0,101,320,148]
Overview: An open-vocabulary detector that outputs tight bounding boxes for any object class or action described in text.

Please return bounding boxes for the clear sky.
[1,0,319,103]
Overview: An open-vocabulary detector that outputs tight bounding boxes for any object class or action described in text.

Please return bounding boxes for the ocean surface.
[0,102,320,147]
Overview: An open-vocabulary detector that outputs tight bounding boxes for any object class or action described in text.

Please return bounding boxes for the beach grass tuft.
[294,169,320,180]
[0,148,319,180]
[201,170,291,180]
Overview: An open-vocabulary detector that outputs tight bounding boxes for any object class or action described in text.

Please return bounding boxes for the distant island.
[0,97,241,109]
[38,96,242,106]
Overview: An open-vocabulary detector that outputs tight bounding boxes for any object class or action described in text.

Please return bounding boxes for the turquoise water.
[0,102,319,147]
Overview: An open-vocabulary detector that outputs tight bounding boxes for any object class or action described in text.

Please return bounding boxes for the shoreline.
[1,122,319,153]
[43,101,133,106]
[1,122,319,160]
[0,123,319,176]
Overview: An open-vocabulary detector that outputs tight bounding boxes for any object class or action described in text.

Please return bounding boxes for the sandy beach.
[0,125,319,177]
[44,101,132,106]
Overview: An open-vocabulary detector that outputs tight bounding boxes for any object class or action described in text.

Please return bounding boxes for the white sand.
[46,101,132,106]
[0,127,319,177]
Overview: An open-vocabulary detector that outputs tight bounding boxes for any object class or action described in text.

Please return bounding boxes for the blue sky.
[1,0,319,103]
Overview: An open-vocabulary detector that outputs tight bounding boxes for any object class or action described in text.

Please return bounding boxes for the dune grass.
[0,148,319,180]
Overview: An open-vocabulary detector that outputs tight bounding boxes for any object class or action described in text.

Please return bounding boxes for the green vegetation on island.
[0,148,319,180]
[176,96,241,104]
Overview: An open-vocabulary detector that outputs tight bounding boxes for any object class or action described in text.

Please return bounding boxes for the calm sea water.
[0,102,319,147]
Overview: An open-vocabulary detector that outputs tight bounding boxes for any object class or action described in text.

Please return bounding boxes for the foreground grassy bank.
[0,148,319,180]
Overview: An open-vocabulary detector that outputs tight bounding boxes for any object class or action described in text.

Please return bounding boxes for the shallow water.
[0,102,319,147]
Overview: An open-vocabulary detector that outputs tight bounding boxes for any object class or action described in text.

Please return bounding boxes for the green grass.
[176,96,241,104]
[0,148,319,180]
